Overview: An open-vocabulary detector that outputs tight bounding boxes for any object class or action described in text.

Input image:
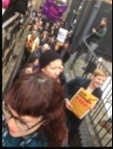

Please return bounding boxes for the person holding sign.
[64,68,107,146]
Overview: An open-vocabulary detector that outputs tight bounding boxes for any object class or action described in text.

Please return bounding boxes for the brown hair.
[93,68,107,78]
[5,73,67,146]
[102,17,108,23]
[19,63,34,77]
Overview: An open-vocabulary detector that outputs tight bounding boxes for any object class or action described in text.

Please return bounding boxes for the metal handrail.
[82,34,112,76]
[2,13,20,29]
[2,3,32,29]
[2,3,33,97]
[83,33,93,51]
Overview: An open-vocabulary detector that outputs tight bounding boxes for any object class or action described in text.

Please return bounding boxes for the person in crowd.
[54,41,64,52]
[37,12,42,19]
[3,0,28,23]
[13,62,34,82]
[37,43,50,54]
[66,30,74,46]
[64,68,107,146]
[38,20,44,34]
[2,73,68,147]
[25,30,40,62]
[32,9,37,17]
[57,41,71,63]
[44,22,51,32]
[38,50,66,86]
[85,17,108,62]
[40,31,49,45]
[47,34,56,50]
[2,0,10,15]
[14,44,51,81]
[41,15,48,27]
[29,24,39,32]
[33,17,39,24]
[50,25,56,35]
[27,52,40,71]
[28,43,50,63]
[19,63,33,77]
[26,43,50,73]
[28,23,40,39]
[54,21,62,35]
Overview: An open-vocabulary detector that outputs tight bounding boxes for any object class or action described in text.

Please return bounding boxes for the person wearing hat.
[38,50,65,85]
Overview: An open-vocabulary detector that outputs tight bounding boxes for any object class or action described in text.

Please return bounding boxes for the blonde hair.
[93,68,107,78]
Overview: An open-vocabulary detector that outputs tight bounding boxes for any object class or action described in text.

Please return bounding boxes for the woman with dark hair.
[13,52,39,82]
[2,73,68,147]
[26,43,51,72]
[18,63,34,77]
[38,50,65,86]
[27,52,40,71]
[40,31,49,46]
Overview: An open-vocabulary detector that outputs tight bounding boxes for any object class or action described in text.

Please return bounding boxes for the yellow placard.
[70,87,99,119]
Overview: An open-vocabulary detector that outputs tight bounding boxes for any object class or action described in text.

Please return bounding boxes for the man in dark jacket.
[64,68,107,146]
[2,0,28,23]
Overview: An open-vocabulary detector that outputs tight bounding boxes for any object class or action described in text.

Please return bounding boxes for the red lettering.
[77,96,89,108]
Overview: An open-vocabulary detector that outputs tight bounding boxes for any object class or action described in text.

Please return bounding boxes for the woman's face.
[45,22,50,28]
[91,75,106,88]
[64,43,69,49]
[33,59,39,66]
[31,31,37,39]
[6,105,43,138]
[41,59,63,80]
[32,25,38,31]
[25,67,33,74]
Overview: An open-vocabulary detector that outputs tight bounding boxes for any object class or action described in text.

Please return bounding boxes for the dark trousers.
[66,109,83,146]
[23,48,30,65]
[66,109,83,133]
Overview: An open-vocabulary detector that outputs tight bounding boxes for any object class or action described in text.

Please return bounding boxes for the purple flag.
[42,0,67,22]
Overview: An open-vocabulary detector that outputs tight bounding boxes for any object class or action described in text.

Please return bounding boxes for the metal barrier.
[2,4,32,98]
[70,35,112,147]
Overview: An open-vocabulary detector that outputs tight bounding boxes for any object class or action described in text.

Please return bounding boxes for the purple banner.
[42,0,67,22]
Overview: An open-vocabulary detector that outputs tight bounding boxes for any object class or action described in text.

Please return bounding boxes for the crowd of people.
[2,4,108,147]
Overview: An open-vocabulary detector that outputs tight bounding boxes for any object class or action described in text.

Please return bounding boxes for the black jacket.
[3,0,28,23]
[64,77,103,132]
[64,77,103,100]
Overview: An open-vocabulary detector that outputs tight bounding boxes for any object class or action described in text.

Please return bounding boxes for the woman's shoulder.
[28,130,48,147]
[73,76,88,84]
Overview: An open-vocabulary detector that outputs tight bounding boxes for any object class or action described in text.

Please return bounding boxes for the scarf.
[2,124,48,147]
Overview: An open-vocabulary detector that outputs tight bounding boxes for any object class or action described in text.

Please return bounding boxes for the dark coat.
[64,77,103,99]
[64,77,103,133]
[3,0,28,23]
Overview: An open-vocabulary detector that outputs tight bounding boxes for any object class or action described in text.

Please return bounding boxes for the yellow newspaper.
[70,87,99,119]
